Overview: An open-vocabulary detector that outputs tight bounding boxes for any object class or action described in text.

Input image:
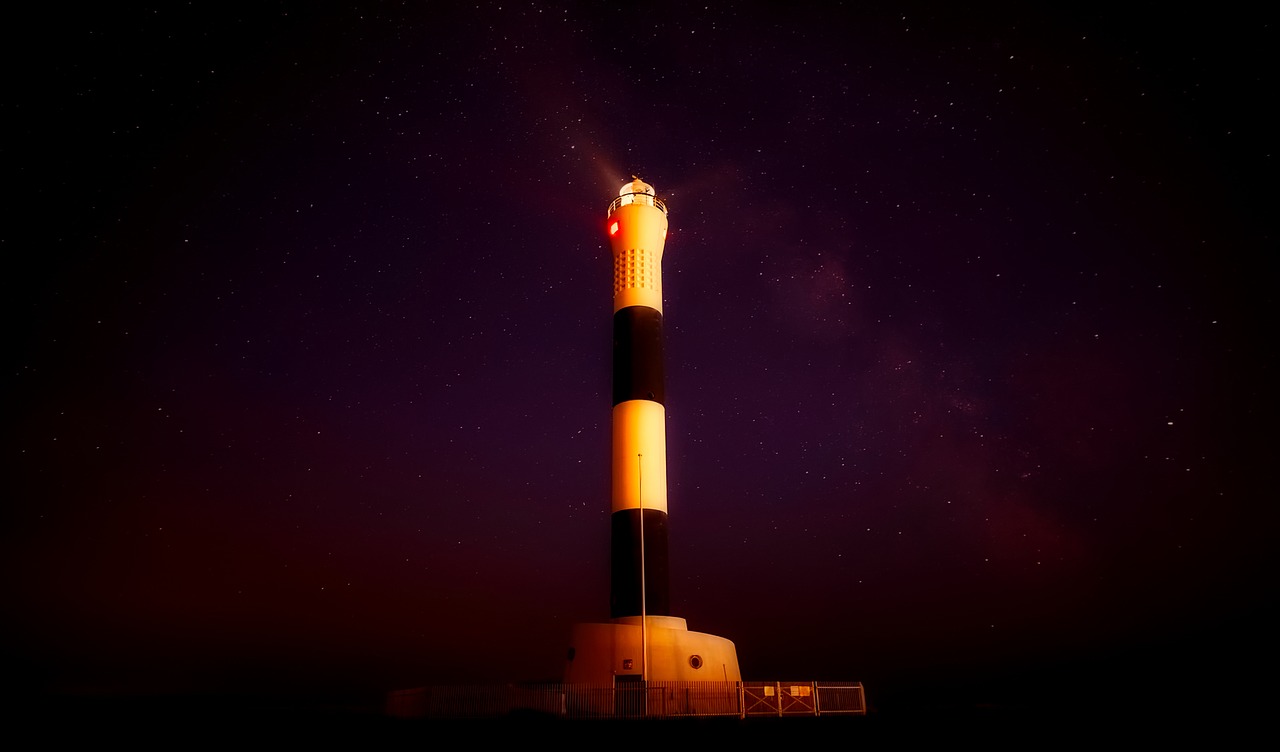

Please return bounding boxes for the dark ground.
[11,701,1252,747]
[11,659,1263,748]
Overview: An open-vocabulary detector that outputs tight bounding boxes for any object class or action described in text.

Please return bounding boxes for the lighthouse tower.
[564,179,741,684]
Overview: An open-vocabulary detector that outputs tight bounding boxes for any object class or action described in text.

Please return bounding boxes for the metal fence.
[387,681,865,720]
[741,682,867,717]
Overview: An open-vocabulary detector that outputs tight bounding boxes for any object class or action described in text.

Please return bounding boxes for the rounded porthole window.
[689,654,704,670]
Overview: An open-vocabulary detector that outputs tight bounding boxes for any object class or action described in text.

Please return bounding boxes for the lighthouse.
[607,177,671,620]
[565,178,741,685]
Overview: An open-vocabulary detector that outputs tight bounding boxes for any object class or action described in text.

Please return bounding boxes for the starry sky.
[6,2,1274,710]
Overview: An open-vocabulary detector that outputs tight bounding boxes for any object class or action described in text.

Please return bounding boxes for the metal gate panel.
[742,682,780,716]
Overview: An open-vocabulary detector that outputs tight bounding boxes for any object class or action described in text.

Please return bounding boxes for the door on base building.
[615,675,645,718]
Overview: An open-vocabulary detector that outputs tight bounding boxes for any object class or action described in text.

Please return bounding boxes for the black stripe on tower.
[612,305,665,406]
[610,509,670,618]
[610,303,671,619]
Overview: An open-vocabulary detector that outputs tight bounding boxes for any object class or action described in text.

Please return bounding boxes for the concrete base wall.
[565,616,741,683]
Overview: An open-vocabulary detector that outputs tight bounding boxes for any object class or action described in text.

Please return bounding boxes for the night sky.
[6,2,1274,712]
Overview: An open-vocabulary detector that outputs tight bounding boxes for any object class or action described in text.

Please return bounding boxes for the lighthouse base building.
[564,179,741,685]
[566,617,741,684]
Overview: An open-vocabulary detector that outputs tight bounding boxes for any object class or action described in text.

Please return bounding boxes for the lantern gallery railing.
[607,191,668,216]
[386,681,866,720]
